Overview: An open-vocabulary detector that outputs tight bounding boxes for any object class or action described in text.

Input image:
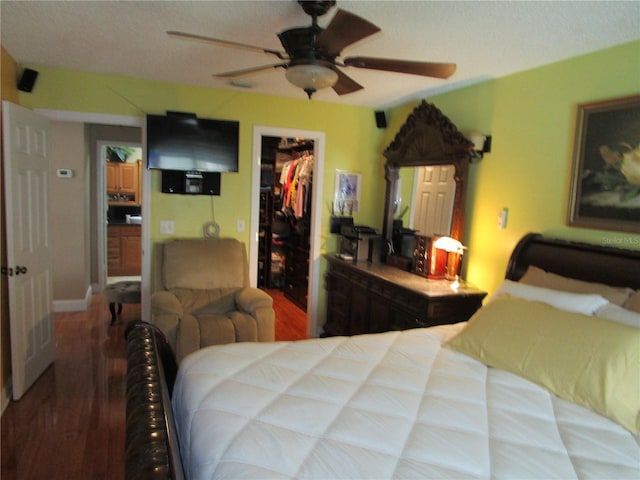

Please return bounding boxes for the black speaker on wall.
[17,68,39,92]
[375,110,387,129]
[202,172,221,195]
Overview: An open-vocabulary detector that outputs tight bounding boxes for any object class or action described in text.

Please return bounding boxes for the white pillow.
[489,280,609,315]
[596,303,640,328]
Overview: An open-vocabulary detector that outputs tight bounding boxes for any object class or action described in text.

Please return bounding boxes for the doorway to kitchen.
[97,140,143,287]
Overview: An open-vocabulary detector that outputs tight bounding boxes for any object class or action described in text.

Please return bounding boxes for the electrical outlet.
[160,220,175,235]
[237,219,245,233]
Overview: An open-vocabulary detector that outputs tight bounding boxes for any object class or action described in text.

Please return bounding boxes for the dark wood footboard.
[125,321,184,480]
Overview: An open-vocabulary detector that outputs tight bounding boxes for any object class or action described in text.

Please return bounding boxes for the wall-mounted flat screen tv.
[146,112,239,172]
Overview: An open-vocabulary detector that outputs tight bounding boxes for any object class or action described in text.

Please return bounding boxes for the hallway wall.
[49,121,90,307]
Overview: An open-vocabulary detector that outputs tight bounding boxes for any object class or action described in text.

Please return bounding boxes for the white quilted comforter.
[172,324,640,479]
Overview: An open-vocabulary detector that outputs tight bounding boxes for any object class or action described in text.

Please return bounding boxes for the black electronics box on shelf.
[339,225,381,263]
[161,170,221,195]
[330,216,353,234]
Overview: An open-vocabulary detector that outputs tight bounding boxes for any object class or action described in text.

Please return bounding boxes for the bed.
[125,233,640,479]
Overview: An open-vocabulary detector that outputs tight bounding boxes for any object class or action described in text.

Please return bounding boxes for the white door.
[412,165,456,237]
[2,101,54,400]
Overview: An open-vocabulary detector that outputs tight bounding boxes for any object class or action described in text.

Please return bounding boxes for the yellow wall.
[17,67,386,246]
[5,39,640,331]
[16,66,387,328]
[386,40,640,295]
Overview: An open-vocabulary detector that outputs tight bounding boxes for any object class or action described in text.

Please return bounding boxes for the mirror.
[381,101,473,265]
[395,164,456,237]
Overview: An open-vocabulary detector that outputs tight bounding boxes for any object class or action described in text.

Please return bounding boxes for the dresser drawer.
[427,297,483,323]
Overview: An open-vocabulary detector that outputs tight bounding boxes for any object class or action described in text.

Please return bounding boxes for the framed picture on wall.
[567,94,640,233]
[333,170,362,215]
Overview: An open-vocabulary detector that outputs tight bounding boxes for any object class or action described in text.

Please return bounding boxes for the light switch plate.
[498,208,509,229]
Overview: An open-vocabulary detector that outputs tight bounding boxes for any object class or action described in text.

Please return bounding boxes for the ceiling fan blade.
[214,63,287,78]
[167,31,286,59]
[317,9,381,55]
[332,69,364,96]
[344,56,456,79]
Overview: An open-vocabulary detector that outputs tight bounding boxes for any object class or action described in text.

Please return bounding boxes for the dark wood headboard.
[506,233,640,290]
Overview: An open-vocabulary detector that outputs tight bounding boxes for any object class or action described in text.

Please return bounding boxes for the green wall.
[15,39,640,324]
[384,40,640,295]
[18,69,386,248]
[18,67,387,328]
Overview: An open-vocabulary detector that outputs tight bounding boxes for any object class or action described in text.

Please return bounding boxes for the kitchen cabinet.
[324,255,486,336]
[107,224,141,276]
[107,161,141,205]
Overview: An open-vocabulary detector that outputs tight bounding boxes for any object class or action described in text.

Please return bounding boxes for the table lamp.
[433,236,465,281]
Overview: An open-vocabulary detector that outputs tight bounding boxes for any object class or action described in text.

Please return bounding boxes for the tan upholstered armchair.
[150,237,275,361]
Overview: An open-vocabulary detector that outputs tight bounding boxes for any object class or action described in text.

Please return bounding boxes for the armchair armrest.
[235,287,275,342]
[235,287,274,315]
[151,291,183,316]
[150,291,184,354]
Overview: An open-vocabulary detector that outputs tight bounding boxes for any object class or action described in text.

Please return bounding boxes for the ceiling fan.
[168,0,456,99]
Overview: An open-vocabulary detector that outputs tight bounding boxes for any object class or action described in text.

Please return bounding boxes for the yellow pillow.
[447,296,640,434]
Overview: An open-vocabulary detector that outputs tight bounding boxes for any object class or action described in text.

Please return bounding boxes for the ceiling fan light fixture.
[285,63,338,98]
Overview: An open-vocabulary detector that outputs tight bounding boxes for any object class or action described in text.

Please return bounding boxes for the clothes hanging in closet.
[279,150,314,219]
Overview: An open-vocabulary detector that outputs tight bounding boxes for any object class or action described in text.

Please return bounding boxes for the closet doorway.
[250,126,326,338]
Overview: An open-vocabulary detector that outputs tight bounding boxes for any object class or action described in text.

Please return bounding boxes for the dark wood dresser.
[285,243,310,311]
[324,254,487,336]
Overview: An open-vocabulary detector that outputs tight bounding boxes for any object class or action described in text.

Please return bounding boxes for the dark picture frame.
[567,95,640,233]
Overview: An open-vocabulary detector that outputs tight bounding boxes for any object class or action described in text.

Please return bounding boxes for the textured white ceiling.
[2,1,639,108]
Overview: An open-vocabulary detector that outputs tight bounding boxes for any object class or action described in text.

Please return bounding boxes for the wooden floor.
[269,289,308,341]
[1,289,307,480]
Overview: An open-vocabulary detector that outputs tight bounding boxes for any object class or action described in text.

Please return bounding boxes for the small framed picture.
[334,170,362,215]
[567,95,640,233]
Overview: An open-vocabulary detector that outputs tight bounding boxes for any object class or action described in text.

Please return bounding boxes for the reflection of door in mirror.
[411,165,456,236]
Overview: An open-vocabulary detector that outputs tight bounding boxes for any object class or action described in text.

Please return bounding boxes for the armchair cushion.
[162,237,248,290]
[171,287,237,314]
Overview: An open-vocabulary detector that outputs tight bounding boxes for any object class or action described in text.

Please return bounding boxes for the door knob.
[15,266,27,275]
